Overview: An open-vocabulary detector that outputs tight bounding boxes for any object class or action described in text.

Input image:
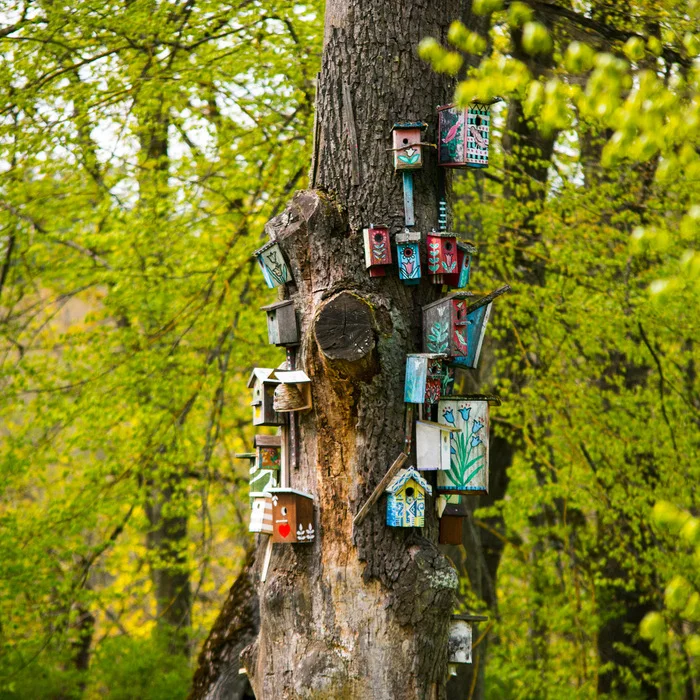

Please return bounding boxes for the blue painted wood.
[404,355,427,403]
[396,231,421,284]
[402,171,415,227]
[451,303,489,368]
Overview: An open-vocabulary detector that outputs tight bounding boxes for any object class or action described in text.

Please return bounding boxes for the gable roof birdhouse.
[269,488,315,543]
[391,121,427,170]
[272,369,312,413]
[444,242,477,289]
[363,224,392,277]
[254,240,293,288]
[249,434,282,493]
[385,467,432,527]
[247,368,285,426]
[438,103,490,169]
[449,614,489,667]
[404,353,447,405]
[416,419,460,471]
[422,292,474,359]
[426,232,458,283]
[395,230,421,285]
[261,300,299,347]
[249,492,274,535]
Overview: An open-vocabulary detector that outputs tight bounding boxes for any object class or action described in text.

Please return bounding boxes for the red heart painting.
[278,523,291,539]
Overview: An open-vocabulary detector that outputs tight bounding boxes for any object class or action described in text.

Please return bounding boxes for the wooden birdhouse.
[395,230,421,285]
[261,300,299,347]
[416,419,460,471]
[272,370,312,413]
[385,467,432,527]
[444,242,477,289]
[438,496,469,545]
[247,368,285,426]
[448,614,488,667]
[404,353,447,404]
[391,121,427,171]
[249,492,274,535]
[438,103,490,169]
[363,224,392,277]
[437,395,500,495]
[254,240,293,288]
[426,232,458,282]
[269,488,315,543]
[422,292,473,358]
[249,434,281,493]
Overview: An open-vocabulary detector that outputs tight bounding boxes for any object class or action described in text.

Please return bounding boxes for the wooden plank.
[353,452,408,529]
[402,171,415,226]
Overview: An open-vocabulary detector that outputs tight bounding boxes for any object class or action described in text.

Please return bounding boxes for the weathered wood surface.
[352,451,408,529]
[314,291,374,362]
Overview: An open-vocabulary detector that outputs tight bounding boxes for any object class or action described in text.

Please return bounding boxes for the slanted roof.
[385,467,433,496]
[274,370,310,384]
[268,487,314,501]
[247,367,278,388]
[260,299,294,312]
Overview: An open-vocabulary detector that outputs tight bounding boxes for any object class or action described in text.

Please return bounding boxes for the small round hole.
[445,242,453,252]
[406,487,415,498]
[475,116,482,126]
[374,233,383,243]
[402,137,409,144]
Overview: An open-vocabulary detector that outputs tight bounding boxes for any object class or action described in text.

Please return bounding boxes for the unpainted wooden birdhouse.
[262,300,299,347]
[422,292,473,359]
[269,488,315,543]
[404,353,447,404]
[444,242,477,289]
[249,434,281,493]
[448,614,488,668]
[437,395,500,495]
[438,103,490,169]
[272,369,312,413]
[395,230,421,285]
[391,121,427,171]
[254,240,293,288]
[426,232,458,283]
[385,467,432,527]
[249,492,274,535]
[248,368,285,426]
[415,419,460,471]
[438,496,469,545]
[363,224,392,277]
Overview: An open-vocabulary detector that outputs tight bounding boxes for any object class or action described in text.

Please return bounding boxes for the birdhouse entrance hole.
[406,487,414,498]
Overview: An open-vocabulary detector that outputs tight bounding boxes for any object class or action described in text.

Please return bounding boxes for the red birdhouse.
[426,232,458,284]
[363,224,392,277]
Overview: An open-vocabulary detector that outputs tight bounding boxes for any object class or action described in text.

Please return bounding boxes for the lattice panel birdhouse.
[438,103,490,169]
[422,292,473,359]
[363,224,392,277]
[385,467,432,527]
[404,353,447,405]
[269,488,315,543]
[254,240,293,288]
[391,121,427,171]
[262,300,299,347]
[395,230,421,285]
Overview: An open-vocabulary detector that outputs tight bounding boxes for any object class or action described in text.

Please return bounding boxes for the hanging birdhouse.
[437,395,500,495]
[385,467,432,527]
[249,434,281,493]
[272,370,312,413]
[269,488,315,543]
[261,300,299,347]
[247,368,285,426]
[249,492,274,535]
[422,292,473,358]
[426,232,458,283]
[363,224,392,277]
[438,496,469,545]
[448,614,488,667]
[444,242,477,289]
[404,353,447,404]
[438,103,490,169]
[254,240,293,288]
[390,121,427,171]
[395,230,422,285]
[416,420,460,471]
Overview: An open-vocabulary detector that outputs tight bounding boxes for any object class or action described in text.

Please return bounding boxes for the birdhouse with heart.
[269,488,315,543]
[391,121,427,170]
[438,103,490,169]
[416,419,460,471]
[272,370,312,413]
[363,224,392,277]
[385,467,432,527]
[448,614,488,668]
[437,395,500,495]
[422,292,473,358]
[254,240,293,288]
[395,230,421,284]
[249,434,281,493]
[444,242,477,289]
[404,353,447,405]
[426,232,458,282]
[249,492,274,535]
[248,368,284,426]
[262,300,299,347]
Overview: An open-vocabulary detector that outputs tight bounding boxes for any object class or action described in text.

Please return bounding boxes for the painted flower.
[471,435,482,448]
[442,406,455,426]
[458,405,471,422]
[471,418,484,434]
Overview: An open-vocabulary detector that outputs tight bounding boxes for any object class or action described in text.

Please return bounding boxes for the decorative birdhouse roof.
[274,370,311,385]
[268,487,314,501]
[247,367,278,388]
[391,121,427,132]
[385,467,433,496]
[422,291,474,313]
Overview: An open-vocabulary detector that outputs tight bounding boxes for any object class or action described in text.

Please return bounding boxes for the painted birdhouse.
[269,488,315,543]
[391,121,427,170]
[438,496,469,545]
[249,492,274,535]
[438,103,490,169]
[247,368,284,426]
[449,614,488,667]
[272,370,312,413]
[444,242,477,289]
[416,420,460,471]
[254,240,293,288]
[437,395,500,495]
[426,232,458,282]
[404,353,447,404]
[395,230,421,285]
[249,434,281,493]
[385,467,432,527]
[262,300,299,347]
[363,224,392,277]
[422,292,473,358]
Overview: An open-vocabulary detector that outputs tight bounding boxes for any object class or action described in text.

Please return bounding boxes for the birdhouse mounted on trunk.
[254,240,293,288]
[249,434,281,493]
[249,492,274,535]
[415,419,460,471]
[261,300,299,347]
[272,370,312,413]
[444,242,477,289]
[422,292,473,358]
[248,368,285,426]
[390,121,427,171]
[385,467,432,527]
[363,224,392,277]
[269,488,315,543]
[438,496,469,545]
[395,230,421,284]
[404,353,447,404]
[426,232,458,283]
[438,103,490,169]
[448,614,489,667]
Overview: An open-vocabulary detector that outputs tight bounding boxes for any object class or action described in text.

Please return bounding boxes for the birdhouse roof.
[268,487,314,501]
[422,291,475,313]
[249,491,272,499]
[385,467,433,496]
[234,452,256,461]
[407,353,447,361]
[253,239,280,257]
[457,241,478,254]
[438,394,502,406]
[452,613,489,622]
[396,231,422,244]
[416,419,461,435]
[247,367,279,388]
[465,285,511,314]
[391,121,427,131]
[261,299,294,312]
[254,434,282,447]
[274,370,311,384]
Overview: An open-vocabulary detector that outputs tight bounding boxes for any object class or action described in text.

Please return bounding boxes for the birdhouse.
[438,103,490,169]
[363,224,392,277]
[404,353,447,404]
[247,368,285,426]
[254,240,293,288]
[249,434,281,493]
[422,292,473,358]
[437,395,500,494]
[385,467,432,527]
[416,420,460,471]
[426,232,458,282]
[268,488,315,543]
[261,300,299,347]
[395,230,421,285]
[438,496,469,545]
[272,370,312,413]
[390,121,427,171]
[249,492,274,535]
[444,242,477,289]
[448,614,488,666]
